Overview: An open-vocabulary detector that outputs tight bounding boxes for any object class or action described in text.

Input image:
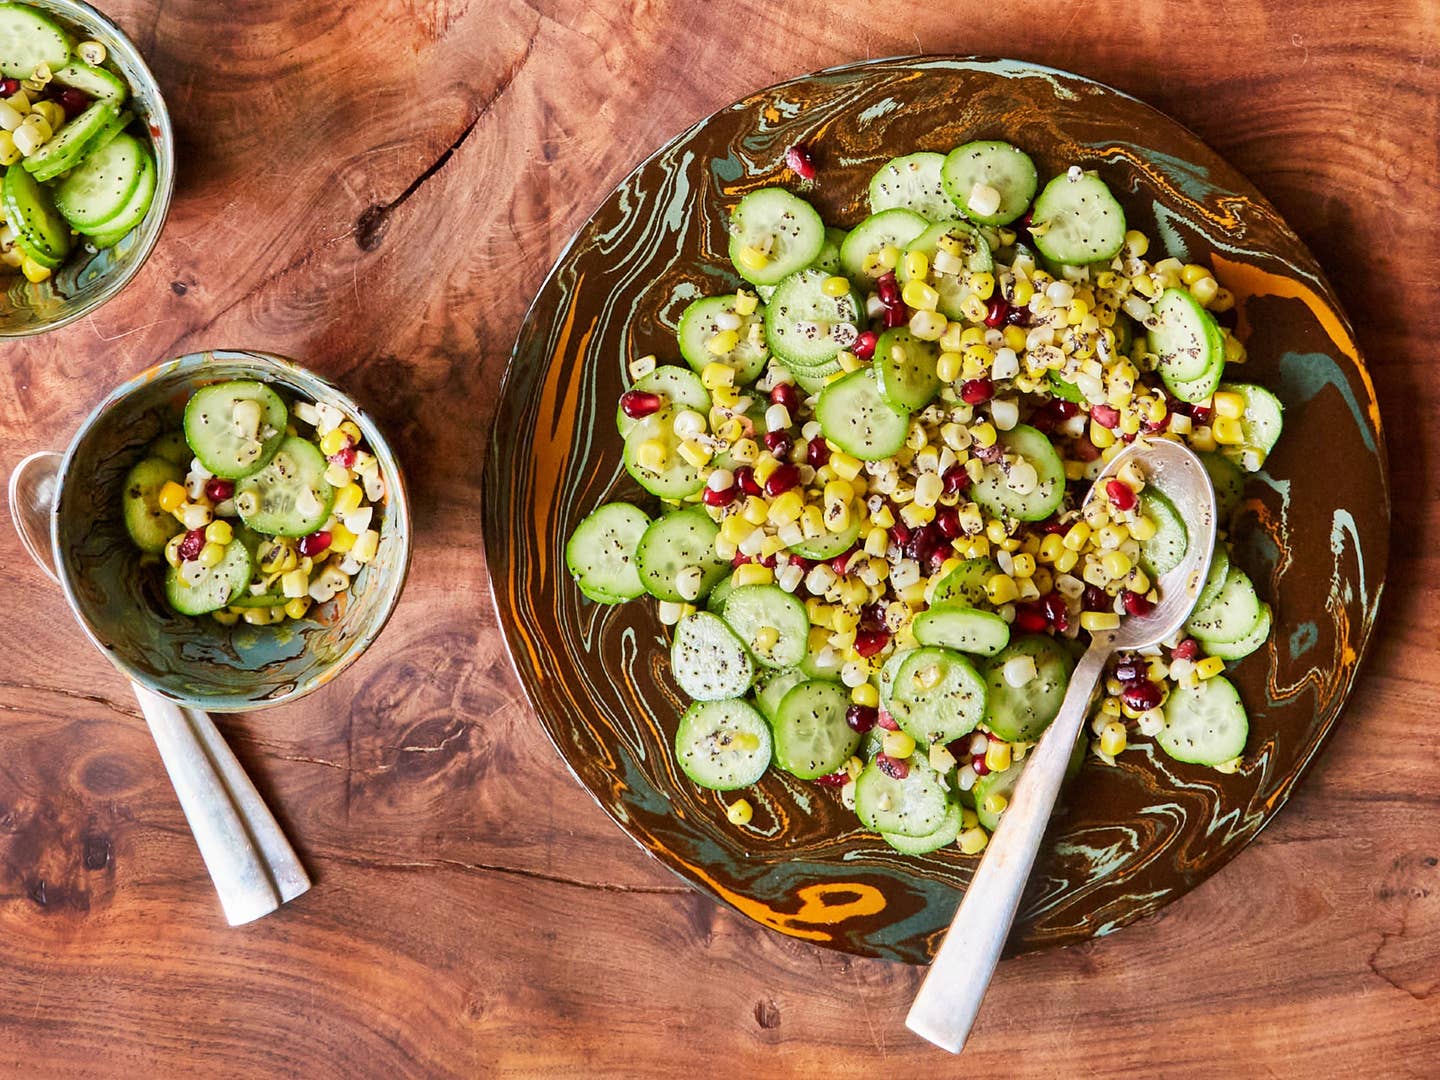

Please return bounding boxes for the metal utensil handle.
[906,641,1112,1053]
[9,450,62,585]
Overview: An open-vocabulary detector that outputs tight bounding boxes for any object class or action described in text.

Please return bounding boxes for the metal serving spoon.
[9,451,310,926]
[906,437,1216,1053]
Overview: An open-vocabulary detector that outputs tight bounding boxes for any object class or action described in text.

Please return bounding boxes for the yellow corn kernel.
[759,533,786,559]
[333,482,364,517]
[727,798,754,826]
[984,519,1008,545]
[707,329,740,355]
[729,438,759,465]
[1180,263,1209,286]
[851,682,879,708]
[1131,273,1158,298]
[1189,425,1217,452]
[1195,656,1226,680]
[1009,274,1035,307]
[981,792,1009,818]
[768,490,804,524]
[959,827,989,855]
[1062,521,1091,551]
[962,294,988,323]
[1010,553,1036,578]
[196,542,226,568]
[1055,548,1079,574]
[801,505,826,537]
[965,458,986,484]
[936,351,963,383]
[701,361,735,390]
[752,625,780,655]
[913,662,944,692]
[1089,420,1116,448]
[1124,514,1157,543]
[0,130,18,166]
[830,451,861,481]
[281,596,310,621]
[742,496,769,525]
[864,526,888,557]
[903,250,929,281]
[1099,721,1128,756]
[336,421,362,446]
[909,310,947,340]
[899,502,935,528]
[157,481,187,513]
[831,607,861,636]
[753,454,779,486]
[1213,416,1245,445]
[327,523,355,553]
[211,608,240,626]
[984,740,1012,773]
[971,421,997,448]
[969,271,995,300]
[202,520,232,546]
[821,274,852,298]
[1038,533,1066,564]
[902,279,939,312]
[882,729,916,759]
[736,246,769,273]
[637,440,668,471]
[878,244,901,269]
[1191,276,1219,306]
[732,290,758,316]
[1102,552,1133,580]
[837,349,863,373]
[1212,391,1245,420]
[20,257,50,283]
[733,562,773,588]
[353,529,380,563]
[999,326,1026,355]
[678,439,711,468]
[1080,611,1121,632]
[985,573,1018,605]
[720,515,751,545]
[1096,524,1129,548]
[319,427,351,456]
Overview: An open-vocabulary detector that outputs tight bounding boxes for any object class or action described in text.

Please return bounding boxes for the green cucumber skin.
[121,456,184,553]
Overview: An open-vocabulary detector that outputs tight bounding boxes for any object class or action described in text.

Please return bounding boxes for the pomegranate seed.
[853,330,878,360]
[619,390,662,419]
[0,78,18,95]
[854,628,891,658]
[830,548,858,576]
[888,519,911,546]
[877,709,900,732]
[971,754,990,777]
[299,531,332,557]
[54,87,90,119]
[732,552,753,567]
[1106,479,1138,511]
[1015,603,1048,633]
[1006,305,1031,327]
[935,506,961,539]
[860,600,887,629]
[764,463,800,497]
[770,382,800,411]
[1071,438,1101,463]
[1113,657,1148,683]
[876,754,909,780]
[759,554,778,568]
[942,465,970,495]
[960,378,994,405]
[1051,399,1079,419]
[785,143,817,181]
[330,444,358,469]
[876,272,900,306]
[734,466,762,496]
[1172,638,1201,662]
[1041,591,1068,625]
[1081,585,1110,612]
[1030,408,1056,434]
[702,485,736,507]
[813,770,849,787]
[1122,681,1163,711]
[1190,406,1213,424]
[846,705,878,733]
[204,478,235,502]
[1091,404,1120,429]
[763,431,793,458]
[806,436,830,468]
[1121,590,1155,617]
[790,556,814,573]
[984,297,1010,328]
[883,304,909,328]
[178,528,206,561]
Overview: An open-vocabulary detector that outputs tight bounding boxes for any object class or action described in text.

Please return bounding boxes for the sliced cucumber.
[184,380,288,479]
[0,4,71,79]
[622,410,704,499]
[3,162,69,265]
[838,208,928,281]
[753,667,809,722]
[727,187,825,286]
[883,646,987,746]
[983,634,1074,742]
[1219,382,1285,467]
[674,697,771,790]
[868,151,953,222]
[23,99,120,183]
[882,800,962,855]
[705,570,736,614]
[974,762,1025,831]
[911,604,1010,657]
[940,140,1038,227]
[799,640,843,680]
[786,502,862,559]
[1151,288,1224,386]
[1185,565,1262,644]
[49,123,142,224]
[771,679,862,779]
[1137,487,1188,579]
[930,557,1001,608]
[854,755,951,837]
[121,456,184,553]
[812,226,846,275]
[677,294,768,384]
[1201,451,1245,521]
[147,430,192,468]
[564,502,650,604]
[1157,674,1248,765]
[1195,602,1271,661]
[1194,543,1231,612]
[86,107,133,157]
[721,583,809,669]
[76,144,154,243]
[634,507,728,603]
[1165,352,1225,406]
[970,424,1065,522]
[51,59,127,103]
[616,366,710,438]
[763,267,862,370]
[877,647,910,704]
[815,368,910,461]
[164,539,253,616]
[896,220,993,320]
[235,436,333,537]
[873,327,941,412]
[671,611,755,702]
[1030,170,1127,265]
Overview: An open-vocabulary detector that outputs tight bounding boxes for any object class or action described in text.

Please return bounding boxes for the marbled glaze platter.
[482,57,1387,962]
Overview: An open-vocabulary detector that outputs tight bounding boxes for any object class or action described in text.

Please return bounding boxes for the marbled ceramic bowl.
[0,0,175,337]
[483,57,1388,962]
[50,350,411,711]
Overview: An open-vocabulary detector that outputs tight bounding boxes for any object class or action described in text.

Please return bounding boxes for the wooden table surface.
[2,0,1437,1074]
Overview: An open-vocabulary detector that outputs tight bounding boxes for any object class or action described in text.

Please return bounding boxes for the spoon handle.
[906,640,1112,1053]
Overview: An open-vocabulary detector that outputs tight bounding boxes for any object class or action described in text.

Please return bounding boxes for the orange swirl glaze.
[673,862,888,942]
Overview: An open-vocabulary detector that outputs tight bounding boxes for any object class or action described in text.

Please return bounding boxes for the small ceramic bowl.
[45,350,411,711]
[0,0,175,337]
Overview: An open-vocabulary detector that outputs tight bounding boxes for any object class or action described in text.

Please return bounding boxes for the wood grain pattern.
[0,0,1436,1074]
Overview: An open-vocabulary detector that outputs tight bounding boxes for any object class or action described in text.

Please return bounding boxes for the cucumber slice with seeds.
[3,162,69,265]
[838,208,929,281]
[1158,674,1248,766]
[1137,488,1188,578]
[854,755,950,837]
[881,801,962,855]
[1030,170,1127,265]
[896,220,993,320]
[763,267,863,369]
[1185,565,1262,644]
[121,456,184,553]
[0,4,71,79]
[812,226,846,275]
[1150,288,1224,385]
[164,540,253,616]
[930,557,1001,608]
[51,125,142,225]
[671,612,755,702]
[969,424,1066,522]
[23,100,120,184]
[77,144,154,244]
[565,502,651,604]
[622,410,705,499]
[616,366,710,438]
[911,604,1010,657]
[1194,544,1231,612]
[51,59,126,103]
[868,151,954,222]
[1201,451,1245,521]
[1218,382,1285,467]
[184,380,288,479]
[677,294,768,384]
[754,667,810,722]
[674,697,771,790]
[1195,602,1271,661]
[873,327,941,412]
[786,501,862,560]
[147,430,192,468]
[940,140,1038,226]
[727,187,825,286]
[815,368,910,461]
[883,646,987,746]
[771,679,861,779]
[634,507,728,603]
[721,583,809,669]
[235,436,333,537]
[983,634,1074,742]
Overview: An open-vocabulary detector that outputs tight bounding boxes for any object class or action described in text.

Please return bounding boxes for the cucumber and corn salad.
[122,381,385,625]
[567,138,1283,856]
[0,2,158,282]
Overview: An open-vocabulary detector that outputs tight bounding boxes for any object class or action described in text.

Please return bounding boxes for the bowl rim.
[0,0,176,339]
[50,348,413,712]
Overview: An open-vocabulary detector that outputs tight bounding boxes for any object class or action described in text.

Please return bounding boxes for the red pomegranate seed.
[764,463,800,497]
[806,436,830,468]
[1071,438,1101,463]
[1113,657,1148,683]
[55,87,91,119]
[298,531,332,557]
[1121,590,1155,617]
[1190,406,1213,424]
[889,520,911,546]
[619,390,662,419]
[204,478,235,502]
[984,298,1010,328]
[1015,603,1048,633]
[702,485,736,507]
[1041,591,1068,625]
[877,709,900,732]
[1051,399,1079,419]
[1172,638,1201,662]
[876,754,909,780]
[960,378,994,405]
[853,330,878,360]
[785,143,817,181]
[846,705,878,733]
[971,754,990,777]
[830,548,858,576]
[935,506,961,538]
[854,628,891,658]
[763,431,793,458]
[1122,681,1163,711]
[330,445,358,469]
[1091,404,1120,429]
[883,304,909,328]
[813,770,849,787]
[1006,305,1031,327]
[942,465,970,495]
[770,382,800,411]
[178,528,206,561]
[1106,479,1138,511]
[734,466,762,496]
[1081,585,1110,612]
[0,78,18,95]
[759,553,778,568]
[876,272,900,306]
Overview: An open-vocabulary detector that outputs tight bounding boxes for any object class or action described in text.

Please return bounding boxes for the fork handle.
[906,641,1112,1052]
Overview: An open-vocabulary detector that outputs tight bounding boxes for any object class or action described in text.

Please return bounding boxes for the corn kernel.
[1213,416,1245,445]
[985,573,1018,605]
[851,682,879,708]
[752,625,780,655]
[157,481,187,513]
[1102,551,1133,579]
[984,740,1012,773]
[837,349,863,373]
[935,351,963,383]
[20,256,50,283]
[821,275,852,298]
[636,439,667,470]
[737,246,769,273]
[0,130,17,166]
[720,515,751,545]
[909,309,947,340]
[1212,391,1245,420]
[878,244,901,269]
[1089,420,1116,448]
[959,827,989,854]
[200,520,231,546]
[1010,553,1036,578]
[768,490,804,524]
[678,439,711,468]
[883,730,916,759]
[741,496,769,526]
[971,421,997,448]
[830,451,861,481]
[281,596,310,621]
[212,609,240,626]
[1080,611,1121,632]
[727,798,754,825]
[707,329,740,355]
[981,792,1008,818]
[1195,656,1226,680]
[903,250,929,281]
[318,427,350,456]
[902,279,939,312]
[1055,548,1079,573]
[1099,721,1128,756]
[1062,522,1091,551]
[1180,263,1209,286]
[701,361,735,390]
[325,523,354,554]
[733,562,773,588]
[969,271,995,300]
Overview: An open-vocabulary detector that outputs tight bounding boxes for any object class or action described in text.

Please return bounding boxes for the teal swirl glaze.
[482,57,1389,962]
